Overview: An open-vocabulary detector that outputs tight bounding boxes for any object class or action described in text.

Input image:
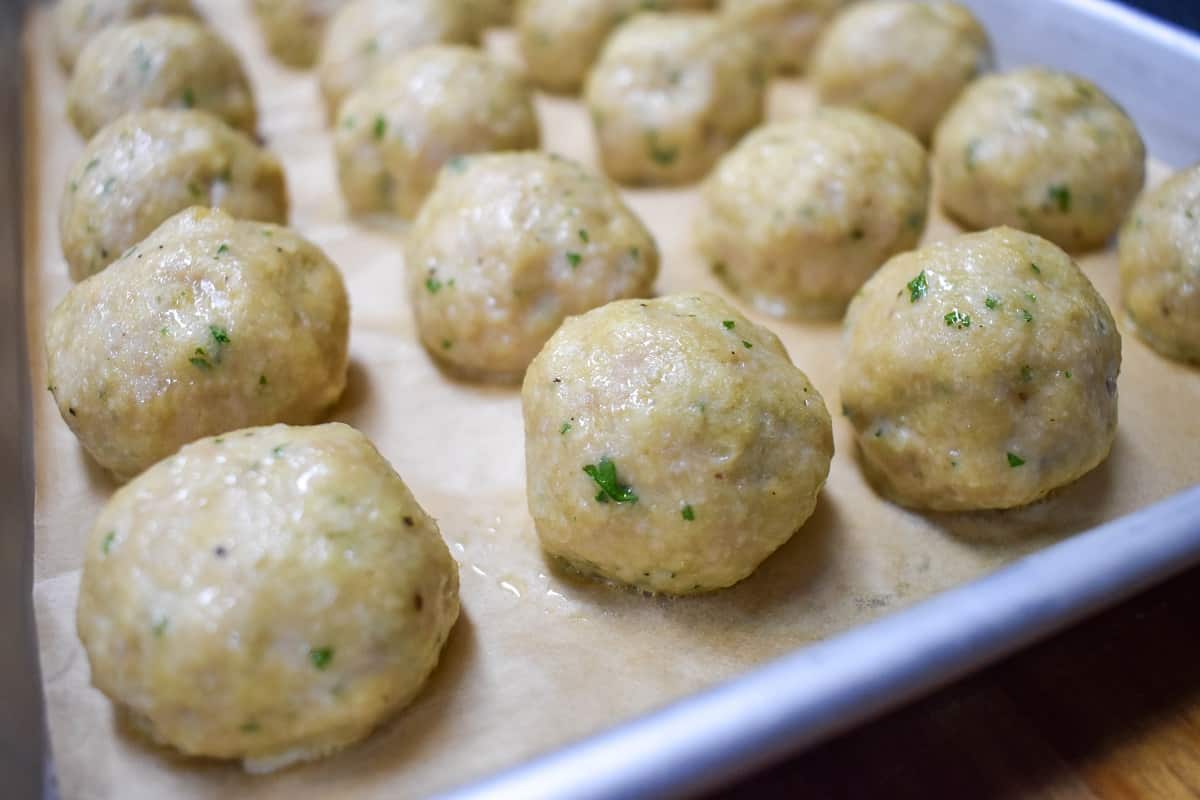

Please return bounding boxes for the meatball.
[1118,164,1200,364]
[77,422,460,771]
[721,0,850,74]
[59,110,288,281]
[933,67,1145,252]
[517,0,712,95]
[585,12,765,186]
[840,227,1120,511]
[316,0,476,118]
[406,152,659,382]
[523,293,834,594]
[697,109,929,319]
[334,45,539,218]
[810,1,992,143]
[46,208,349,481]
[66,17,256,140]
[53,0,197,72]
[251,0,347,68]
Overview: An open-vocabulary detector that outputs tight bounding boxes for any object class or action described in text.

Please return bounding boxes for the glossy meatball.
[517,0,712,94]
[77,422,460,772]
[46,208,349,481]
[53,0,197,71]
[697,109,929,319]
[810,0,992,142]
[721,0,850,73]
[60,110,288,281]
[585,12,765,185]
[251,0,347,68]
[316,0,476,118]
[933,67,1145,252]
[523,293,834,594]
[841,227,1120,511]
[334,45,539,218]
[1118,164,1200,364]
[66,17,256,139]
[406,152,659,382]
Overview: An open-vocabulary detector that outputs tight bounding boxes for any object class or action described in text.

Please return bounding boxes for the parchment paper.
[23,2,1200,798]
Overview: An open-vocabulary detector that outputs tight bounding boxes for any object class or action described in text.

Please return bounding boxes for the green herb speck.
[1007,452,1026,468]
[722,320,735,330]
[216,244,229,256]
[985,295,1000,310]
[152,617,168,637]
[944,309,971,329]
[1065,370,1072,379]
[1047,184,1071,212]
[309,646,334,670]
[566,252,582,268]
[1020,308,1034,323]
[1021,365,1033,382]
[560,422,571,435]
[259,374,268,386]
[209,325,230,344]
[907,271,927,302]
[1030,262,1042,274]
[425,275,443,293]
[181,88,195,108]
[101,531,115,555]
[240,721,261,733]
[441,339,453,350]
[742,340,753,348]
[681,504,695,521]
[372,115,386,140]
[582,457,638,504]
[578,229,589,243]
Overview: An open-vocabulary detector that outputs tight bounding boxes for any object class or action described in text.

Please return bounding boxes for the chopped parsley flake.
[190,348,213,369]
[181,87,195,108]
[372,116,386,140]
[152,618,168,637]
[425,275,443,293]
[441,339,453,350]
[101,531,116,555]
[1025,292,1038,304]
[578,229,589,243]
[1030,262,1042,274]
[259,374,268,386]
[1021,365,1033,382]
[1065,370,1073,379]
[1007,452,1026,468]
[742,340,753,348]
[1047,184,1071,212]
[907,271,927,302]
[566,252,582,268]
[560,422,571,435]
[216,244,229,256]
[722,320,735,330]
[629,246,641,261]
[681,504,695,521]
[240,721,261,734]
[209,326,230,344]
[582,457,638,504]
[309,646,334,670]
[646,131,678,166]
[985,295,1000,310]
[944,309,971,329]
[1020,308,1034,323]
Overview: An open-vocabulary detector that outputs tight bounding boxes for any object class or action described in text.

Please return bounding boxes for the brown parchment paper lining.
[24,2,1200,798]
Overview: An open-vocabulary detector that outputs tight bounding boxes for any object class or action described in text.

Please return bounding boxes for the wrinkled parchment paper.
[24,2,1200,797]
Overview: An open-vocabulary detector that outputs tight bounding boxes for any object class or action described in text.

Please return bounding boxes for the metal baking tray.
[1,1,1196,799]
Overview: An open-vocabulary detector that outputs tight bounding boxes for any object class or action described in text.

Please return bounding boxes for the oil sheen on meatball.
[933,67,1145,252]
[697,109,930,319]
[46,208,349,480]
[406,152,659,382]
[76,422,460,772]
[841,227,1121,511]
[60,109,288,280]
[523,293,834,594]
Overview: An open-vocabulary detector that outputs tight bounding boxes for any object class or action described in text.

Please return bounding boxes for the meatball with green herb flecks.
[77,422,459,772]
[841,227,1120,511]
[66,17,256,139]
[933,67,1145,251]
[406,152,658,382]
[46,207,349,481]
[523,293,833,594]
[53,0,198,72]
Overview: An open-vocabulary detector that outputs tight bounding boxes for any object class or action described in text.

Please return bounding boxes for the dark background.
[1122,0,1200,31]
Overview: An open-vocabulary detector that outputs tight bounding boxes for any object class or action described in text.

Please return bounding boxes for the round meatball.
[721,0,850,74]
[77,422,459,771]
[810,1,992,143]
[46,208,349,481]
[517,0,712,94]
[60,110,288,281]
[585,12,766,186]
[316,0,476,118]
[933,67,1145,252]
[251,0,347,69]
[1118,164,1200,364]
[841,227,1121,511]
[523,293,834,594]
[406,152,659,382]
[697,110,929,319]
[66,17,256,139]
[53,0,197,72]
[334,45,539,218]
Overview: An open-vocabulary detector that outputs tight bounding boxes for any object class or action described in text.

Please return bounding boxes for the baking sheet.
[23,1,1200,797]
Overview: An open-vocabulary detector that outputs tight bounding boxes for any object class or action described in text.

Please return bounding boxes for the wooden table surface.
[712,562,1200,799]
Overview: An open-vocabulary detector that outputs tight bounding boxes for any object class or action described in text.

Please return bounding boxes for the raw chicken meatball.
[316,0,476,118]
[840,227,1121,511]
[696,109,930,319]
[77,422,460,772]
[810,0,992,142]
[53,0,197,71]
[66,17,256,139]
[334,45,539,218]
[517,0,712,94]
[1118,164,1200,364]
[523,293,834,594]
[60,110,288,281]
[721,0,850,74]
[585,12,766,185]
[933,67,1146,252]
[406,152,659,382]
[46,208,349,480]
[251,0,347,68]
